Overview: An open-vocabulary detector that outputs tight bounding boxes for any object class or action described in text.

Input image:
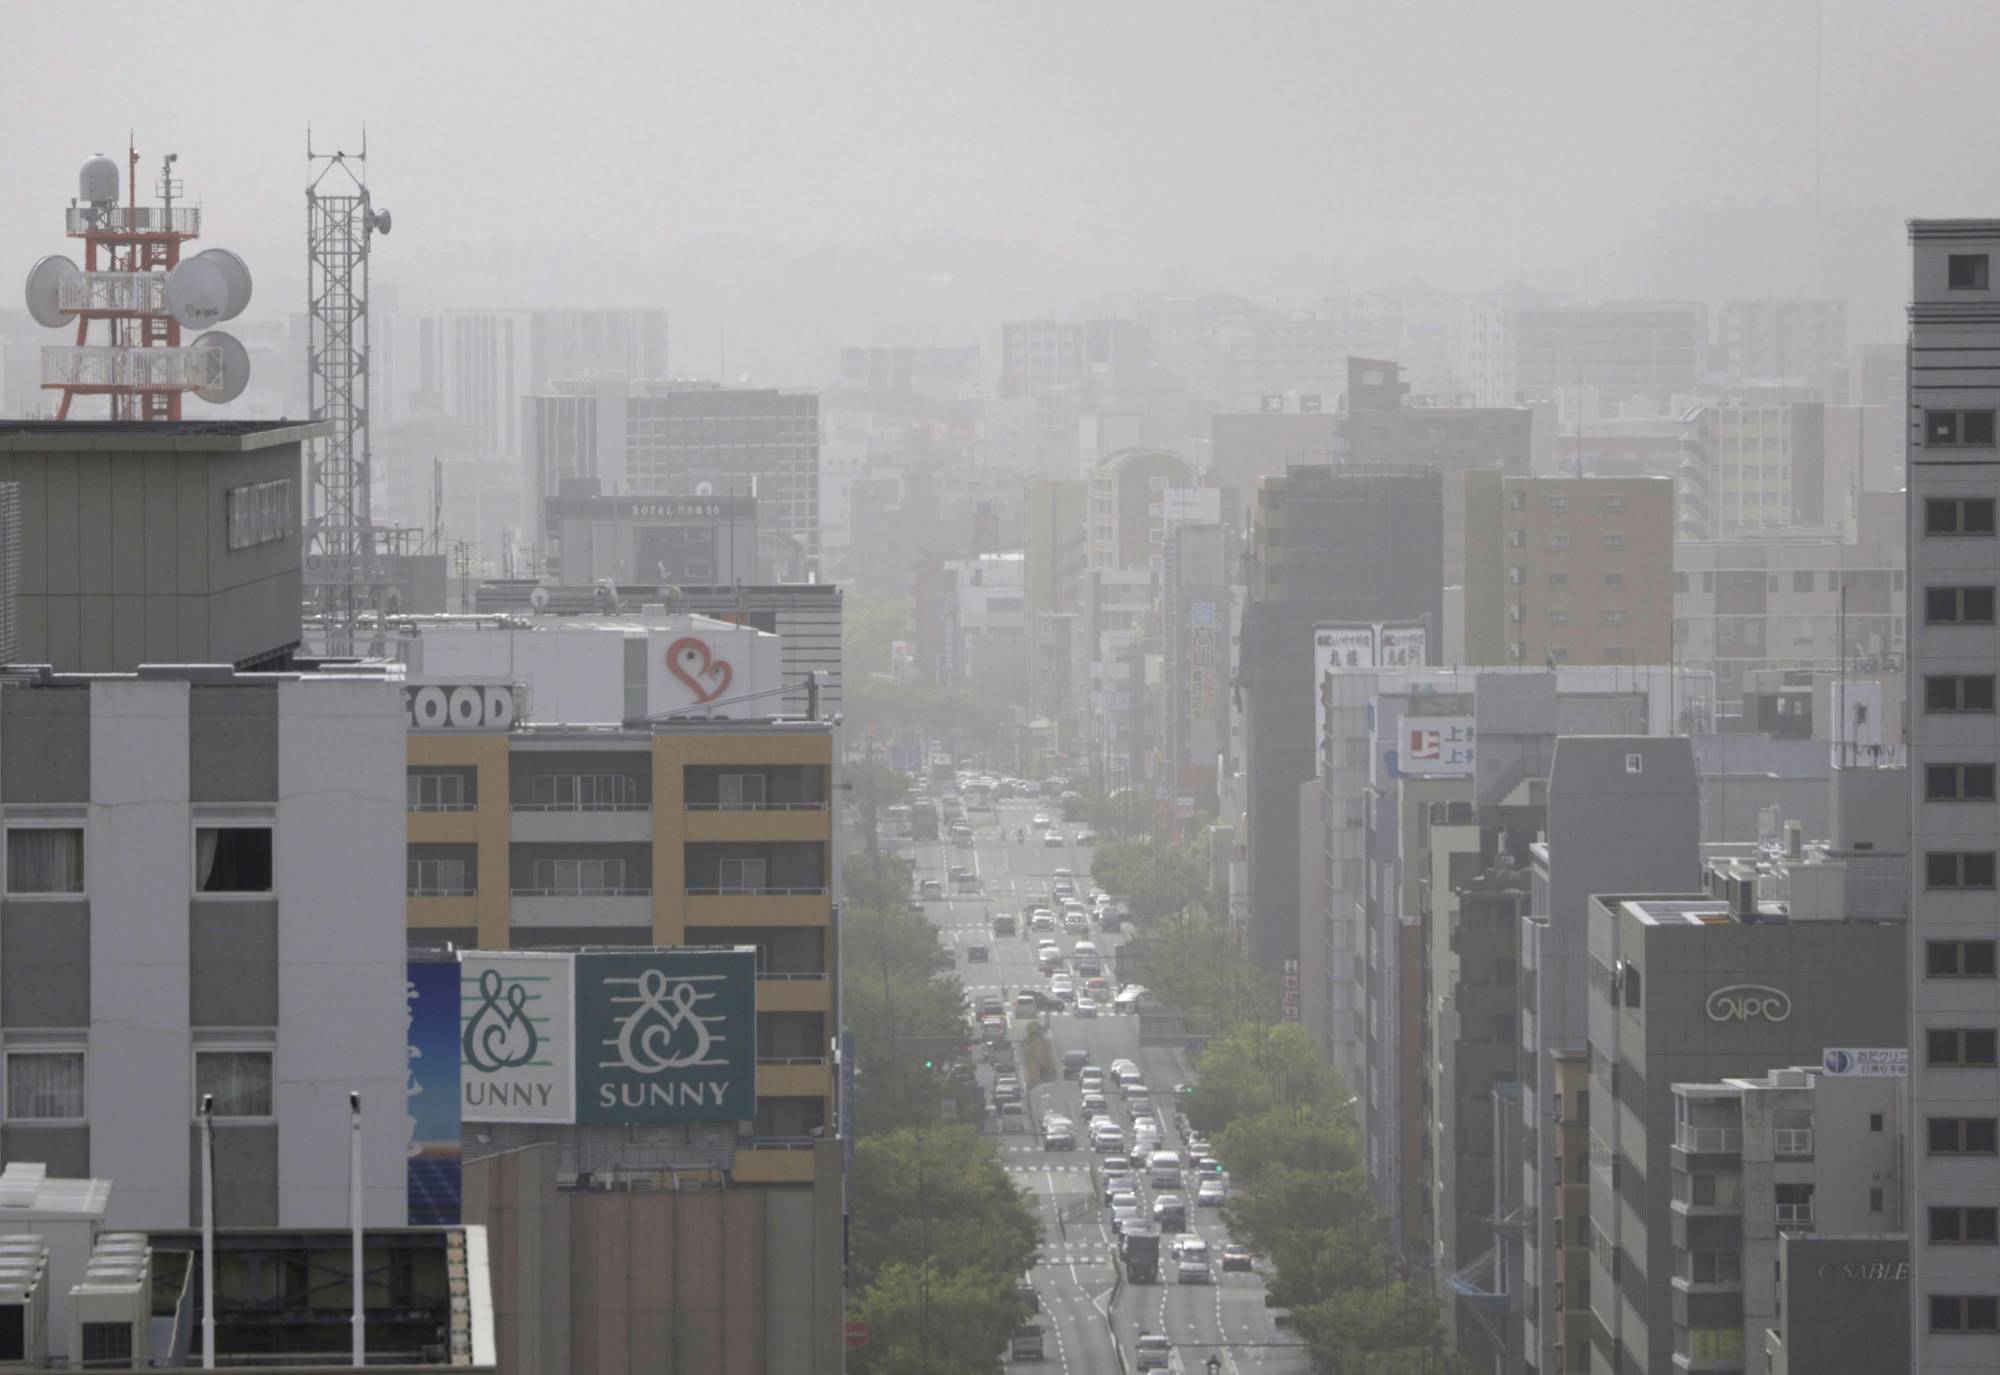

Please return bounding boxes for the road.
[895,792,1309,1375]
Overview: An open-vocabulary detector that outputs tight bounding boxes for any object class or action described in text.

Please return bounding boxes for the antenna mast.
[305,129,391,654]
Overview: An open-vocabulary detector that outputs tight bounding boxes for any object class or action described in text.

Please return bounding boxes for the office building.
[1518,737,1701,1375]
[1087,447,1198,573]
[1462,474,1675,668]
[1669,1064,1906,1372]
[1209,409,1339,494]
[1764,1233,1911,1375]
[539,486,763,586]
[1907,218,2000,1374]
[0,481,17,664]
[1242,465,1442,968]
[1509,301,1708,419]
[524,384,819,573]
[837,344,980,398]
[1585,879,1906,1374]
[401,619,842,1369]
[526,308,669,394]
[0,664,409,1231]
[1163,521,1233,811]
[0,421,324,673]
[1716,298,1847,393]
[1679,403,1830,539]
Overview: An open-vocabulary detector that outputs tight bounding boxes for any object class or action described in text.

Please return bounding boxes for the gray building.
[1519,736,1701,1375]
[0,481,17,664]
[1585,886,1907,1375]
[0,422,324,673]
[540,486,762,586]
[0,664,408,1231]
[1669,1065,1907,1373]
[1767,1233,1910,1375]
[1907,218,2000,1375]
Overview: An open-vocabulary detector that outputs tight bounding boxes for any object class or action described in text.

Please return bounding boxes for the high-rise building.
[524,384,820,573]
[1509,301,1708,418]
[1717,298,1848,391]
[1462,474,1675,668]
[1907,218,2000,1374]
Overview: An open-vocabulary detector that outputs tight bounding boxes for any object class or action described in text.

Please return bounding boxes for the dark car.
[1221,1244,1253,1272]
[967,943,990,963]
[1062,1049,1091,1079]
[992,913,1017,937]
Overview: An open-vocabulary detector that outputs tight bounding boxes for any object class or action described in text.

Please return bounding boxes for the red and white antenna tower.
[25,143,252,420]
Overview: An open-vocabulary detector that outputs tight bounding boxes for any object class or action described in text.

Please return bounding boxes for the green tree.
[848,1125,1040,1290]
[846,757,912,859]
[847,1263,1025,1375]
[1183,1021,1345,1135]
[844,595,915,682]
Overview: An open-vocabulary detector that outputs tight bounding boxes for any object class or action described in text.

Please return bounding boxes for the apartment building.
[1907,219,2000,1373]
[1716,299,1847,394]
[1668,1065,1906,1372]
[1584,878,1906,1375]
[1462,474,1674,668]
[1509,302,1708,420]
[0,665,409,1231]
[1679,403,1830,539]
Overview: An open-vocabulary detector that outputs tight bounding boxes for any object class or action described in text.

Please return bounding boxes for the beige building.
[1463,474,1675,667]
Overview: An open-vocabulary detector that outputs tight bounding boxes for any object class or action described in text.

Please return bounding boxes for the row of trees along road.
[839,772,1042,1374]
[1090,822,1465,1373]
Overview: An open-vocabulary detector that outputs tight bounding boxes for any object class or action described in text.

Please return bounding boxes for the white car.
[1031,813,1052,829]
[1043,830,1065,847]
[1075,997,1100,1018]
[1196,1177,1228,1207]
[1091,1123,1126,1153]
[1174,1237,1210,1283]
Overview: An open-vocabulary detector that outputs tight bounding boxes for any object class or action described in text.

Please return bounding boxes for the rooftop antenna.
[306,127,392,655]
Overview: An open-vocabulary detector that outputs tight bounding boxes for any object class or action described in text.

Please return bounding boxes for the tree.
[1183,1021,1345,1136]
[848,1125,1040,1290]
[846,757,912,859]
[847,1263,1025,1375]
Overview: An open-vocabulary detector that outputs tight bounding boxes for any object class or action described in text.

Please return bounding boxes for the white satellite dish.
[165,249,252,329]
[528,586,550,611]
[24,256,81,328]
[189,330,250,404]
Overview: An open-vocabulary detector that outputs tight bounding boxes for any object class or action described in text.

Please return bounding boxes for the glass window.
[1930,1117,2000,1155]
[1927,586,1998,625]
[195,1050,273,1118]
[1929,1027,2000,1067]
[719,773,767,808]
[6,1052,84,1121]
[195,827,272,894]
[718,857,768,892]
[1927,765,1998,803]
[1927,497,1998,536]
[1929,940,1999,978]
[1949,254,1991,290]
[1931,1294,2000,1333]
[1928,410,1999,448]
[1927,675,1998,713]
[5,828,84,895]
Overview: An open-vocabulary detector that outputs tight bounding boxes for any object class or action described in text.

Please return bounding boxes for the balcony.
[1675,1124,1742,1154]
[733,1143,820,1184]
[509,849,652,930]
[757,1059,832,1098]
[1771,1127,1814,1158]
[755,973,833,1013]
[1774,1202,1815,1230]
[511,767,653,843]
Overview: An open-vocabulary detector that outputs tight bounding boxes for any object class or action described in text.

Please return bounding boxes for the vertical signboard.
[1377,623,1427,669]
[1313,625,1376,776]
[460,953,575,1123]
[576,949,759,1124]
[405,961,462,1226]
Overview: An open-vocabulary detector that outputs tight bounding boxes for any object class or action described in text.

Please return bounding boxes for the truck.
[1120,1224,1161,1283]
[1010,1324,1044,1360]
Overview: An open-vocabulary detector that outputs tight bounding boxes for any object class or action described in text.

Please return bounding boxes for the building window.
[1601,608,1626,626]
[1928,939,1999,978]
[1871,1112,1885,1132]
[1507,490,1527,511]
[1620,962,1642,1009]
[1927,410,1999,448]
[1602,646,1628,662]
[1602,571,1622,589]
[1931,1294,2000,1334]
[1949,253,1991,290]
[1686,1251,1741,1284]
[4,1052,84,1122]
[530,857,628,895]
[717,857,769,893]
[195,1050,273,1119]
[1926,497,1997,536]
[1602,533,1626,551]
[1927,586,1998,625]
[407,769,473,812]
[1547,494,1570,513]
[194,827,273,894]
[1926,765,1998,803]
[1674,572,1689,593]
[1927,851,1998,890]
[4,828,84,895]
[1926,675,1997,713]
[1547,571,1568,592]
[717,773,768,809]
[1688,1172,1741,1207]
[1929,1116,2000,1155]
[1625,753,1643,773]
[1548,608,1572,626]
[1929,1027,2000,1068]
[407,857,471,897]
[1602,495,1626,513]
[1792,570,1814,593]
[1870,1187,1885,1213]
[1547,533,1570,551]
[1508,529,1528,549]
[1933,1207,2000,1245]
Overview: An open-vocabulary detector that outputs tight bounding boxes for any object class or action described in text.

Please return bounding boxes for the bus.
[910,801,940,842]
[884,804,912,839]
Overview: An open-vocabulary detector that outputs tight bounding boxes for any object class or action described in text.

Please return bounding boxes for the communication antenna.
[24,146,252,420]
[305,129,392,653]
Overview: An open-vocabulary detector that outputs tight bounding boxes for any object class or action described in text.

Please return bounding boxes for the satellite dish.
[189,330,250,404]
[528,586,550,611]
[367,208,392,236]
[24,256,81,328]
[165,249,251,328]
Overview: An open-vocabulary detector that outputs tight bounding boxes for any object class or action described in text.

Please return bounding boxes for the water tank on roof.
[78,156,118,206]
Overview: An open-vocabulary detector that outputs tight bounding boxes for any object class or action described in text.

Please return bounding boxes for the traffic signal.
[923,1057,936,1070]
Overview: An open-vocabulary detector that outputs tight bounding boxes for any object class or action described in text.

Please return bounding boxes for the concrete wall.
[464,1142,844,1374]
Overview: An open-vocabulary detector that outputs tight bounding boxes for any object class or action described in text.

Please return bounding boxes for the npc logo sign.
[576,950,757,1123]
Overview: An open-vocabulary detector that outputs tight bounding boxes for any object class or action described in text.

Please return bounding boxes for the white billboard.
[1378,623,1426,668]
[1314,625,1376,775]
[1821,1047,1907,1078]
[1401,715,1475,776]
[461,953,575,1123]
[646,623,785,719]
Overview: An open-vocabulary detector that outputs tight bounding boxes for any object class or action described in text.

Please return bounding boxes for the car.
[1051,879,1075,899]
[1117,1067,1146,1092]
[1043,1117,1075,1151]
[1100,1173,1133,1206]
[967,943,990,963]
[1031,813,1052,829]
[992,913,1017,937]
[1084,976,1111,1000]
[1151,1194,1186,1232]
[1221,1244,1253,1272]
[981,1016,1007,1042]
[1196,1178,1228,1207]
[1111,1201,1142,1236]
[1062,1049,1091,1079]
[1132,1132,1161,1159]
[919,879,944,900]
[1134,1332,1172,1371]
[993,1076,1021,1103]
[1049,974,1074,996]
[1074,829,1097,846]
[1011,992,1038,1017]
[1029,910,1055,933]
[1073,940,1099,959]
[1043,830,1064,847]
[1091,1124,1126,1153]
[977,996,1005,1019]
[1038,950,1064,975]
[1175,1238,1210,1284]
[999,1102,1028,1133]
[1079,1066,1105,1089]
[1080,1091,1108,1117]
[1074,997,1099,1018]
[1129,1096,1155,1121]
[1097,908,1123,933]
[1197,1157,1225,1178]
[1185,1132,1211,1157]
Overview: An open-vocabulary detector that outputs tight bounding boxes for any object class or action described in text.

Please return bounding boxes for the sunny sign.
[575,949,758,1124]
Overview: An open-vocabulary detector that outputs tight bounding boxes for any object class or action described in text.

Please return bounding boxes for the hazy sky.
[5,2,1997,371]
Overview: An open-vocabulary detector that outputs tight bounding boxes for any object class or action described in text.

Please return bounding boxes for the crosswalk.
[1034,1244,1118,1266]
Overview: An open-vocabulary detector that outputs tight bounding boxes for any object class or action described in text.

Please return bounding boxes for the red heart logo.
[666,636,734,705]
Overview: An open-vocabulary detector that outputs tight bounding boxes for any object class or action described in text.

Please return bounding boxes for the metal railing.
[757,970,830,981]
[684,800,827,811]
[1774,1202,1815,1228]
[66,205,200,236]
[685,885,828,897]
[58,271,166,314]
[1675,1125,1742,1153]
[757,1056,830,1066]
[1772,1128,1814,1157]
[406,801,476,813]
[511,801,652,813]
[407,886,475,898]
[509,887,652,898]
[41,343,220,390]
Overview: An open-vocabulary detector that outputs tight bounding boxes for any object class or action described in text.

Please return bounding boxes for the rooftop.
[0,420,329,453]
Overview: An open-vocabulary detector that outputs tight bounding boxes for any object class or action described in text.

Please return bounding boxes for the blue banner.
[406,960,463,1225]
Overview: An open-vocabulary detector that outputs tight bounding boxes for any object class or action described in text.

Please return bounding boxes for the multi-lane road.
[891,792,1309,1375]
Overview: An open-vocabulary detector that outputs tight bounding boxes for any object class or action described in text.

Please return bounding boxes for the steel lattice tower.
[305,133,389,651]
